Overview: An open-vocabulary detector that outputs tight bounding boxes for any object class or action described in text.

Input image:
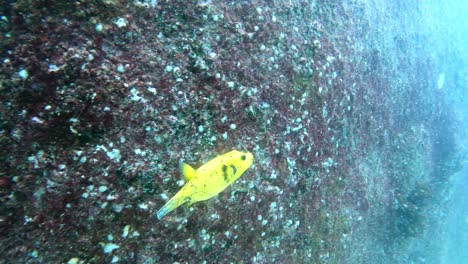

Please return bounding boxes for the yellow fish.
[157,150,254,219]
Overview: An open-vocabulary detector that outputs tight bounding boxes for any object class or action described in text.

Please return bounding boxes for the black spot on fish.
[241,155,246,161]
[230,164,237,176]
[222,164,229,182]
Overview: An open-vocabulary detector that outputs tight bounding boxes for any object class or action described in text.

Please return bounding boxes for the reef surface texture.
[0,1,464,263]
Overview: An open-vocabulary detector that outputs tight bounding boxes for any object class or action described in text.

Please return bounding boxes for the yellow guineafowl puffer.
[157,150,254,219]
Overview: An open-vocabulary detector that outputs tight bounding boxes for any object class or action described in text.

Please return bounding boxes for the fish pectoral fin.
[179,160,196,182]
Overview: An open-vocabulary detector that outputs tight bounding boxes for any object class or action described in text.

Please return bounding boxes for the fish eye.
[241,155,246,161]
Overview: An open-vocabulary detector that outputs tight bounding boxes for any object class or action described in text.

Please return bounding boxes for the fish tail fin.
[156,194,187,220]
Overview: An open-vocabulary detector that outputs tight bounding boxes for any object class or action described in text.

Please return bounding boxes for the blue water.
[441,165,468,263]
[417,1,468,263]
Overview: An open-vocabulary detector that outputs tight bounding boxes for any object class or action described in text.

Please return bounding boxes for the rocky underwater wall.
[0,1,463,263]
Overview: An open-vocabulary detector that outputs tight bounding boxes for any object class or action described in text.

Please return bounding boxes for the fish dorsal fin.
[179,160,196,182]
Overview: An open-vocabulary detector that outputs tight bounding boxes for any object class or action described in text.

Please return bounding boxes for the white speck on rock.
[18,69,28,80]
[114,17,127,28]
[101,242,119,254]
[122,225,130,238]
[67,258,80,264]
